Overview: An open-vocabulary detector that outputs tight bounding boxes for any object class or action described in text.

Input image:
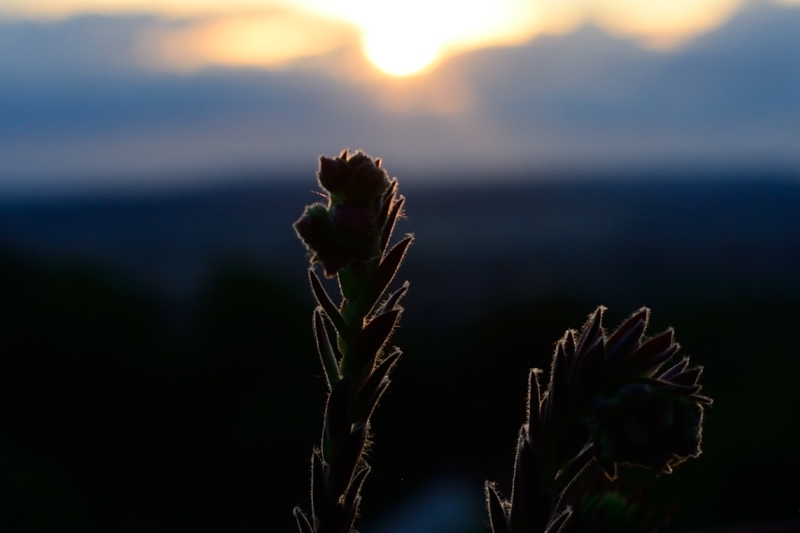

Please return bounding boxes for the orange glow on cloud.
[1,0,788,75]
[140,12,357,72]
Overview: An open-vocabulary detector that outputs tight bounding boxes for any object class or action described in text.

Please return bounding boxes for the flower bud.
[318,150,390,206]
[592,381,704,475]
[295,150,394,276]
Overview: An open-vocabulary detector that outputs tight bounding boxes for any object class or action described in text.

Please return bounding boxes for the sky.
[1,0,799,197]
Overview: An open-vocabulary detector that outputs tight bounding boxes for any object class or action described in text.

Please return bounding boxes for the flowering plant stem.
[292,150,712,533]
[293,151,411,533]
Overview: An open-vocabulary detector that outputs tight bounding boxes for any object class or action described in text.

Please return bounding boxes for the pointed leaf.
[604,309,648,370]
[349,309,401,374]
[545,509,572,533]
[354,349,401,423]
[563,330,577,360]
[527,368,543,443]
[626,343,678,376]
[310,270,349,339]
[576,307,605,356]
[378,282,409,314]
[314,309,341,390]
[293,508,314,533]
[486,483,510,533]
[342,466,370,532]
[669,366,703,386]
[659,356,690,381]
[621,329,676,375]
[509,435,551,533]
[343,466,370,515]
[554,443,594,489]
[573,337,605,409]
[640,377,702,395]
[377,179,398,228]
[688,393,714,404]
[311,450,325,522]
[376,182,397,230]
[369,236,412,312]
[380,196,406,252]
[545,344,569,430]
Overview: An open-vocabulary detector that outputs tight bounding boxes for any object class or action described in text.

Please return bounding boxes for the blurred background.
[1,0,799,531]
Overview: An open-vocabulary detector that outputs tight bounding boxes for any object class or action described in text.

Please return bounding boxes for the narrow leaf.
[378,282,410,314]
[563,330,577,360]
[574,337,605,410]
[526,369,542,443]
[293,508,314,533]
[361,380,389,426]
[545,344,569,430]
[485,483,510,533]
[626,343,678,376]
[642,377,702,395]
[554,443,595,488]
[369,236,412,312]
[311,450,325,522]
[380,196,406,252]
[621,329,676,375]
[659,357,690,380]
[576,307,605,356]
[342,466,370,532]
[354,349,401,423]
[545,509,572,533]
[309,270,349,339]
[688,393,714,404]
[604,309,648,370]
[343,466,370,515]
[350,309,401,373]
[314,309,341,390]
[509,434,550,533]
[377,179,398,228]
[669,366,703,386]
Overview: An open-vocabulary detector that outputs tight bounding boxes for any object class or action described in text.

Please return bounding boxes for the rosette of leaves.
[486,307,711,533]
[293,150,412,533]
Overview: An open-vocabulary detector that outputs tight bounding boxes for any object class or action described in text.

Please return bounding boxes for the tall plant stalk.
[293,150,411,533]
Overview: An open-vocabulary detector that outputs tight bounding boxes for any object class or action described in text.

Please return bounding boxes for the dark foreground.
[0,178,798,532]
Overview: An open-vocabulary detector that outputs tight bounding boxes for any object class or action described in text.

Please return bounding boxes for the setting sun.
[362,30,441,77]
[306,0,538,76]
[1,0,785,76]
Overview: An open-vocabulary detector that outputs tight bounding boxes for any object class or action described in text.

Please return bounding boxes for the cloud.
[0,1,798,197]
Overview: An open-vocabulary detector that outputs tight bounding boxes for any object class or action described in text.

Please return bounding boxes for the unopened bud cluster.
[294,150,392,277]
[486,307,711,533]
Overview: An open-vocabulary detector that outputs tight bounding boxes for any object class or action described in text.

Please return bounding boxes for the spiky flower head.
[294,150,396,277]
[547,307,711,478]
[573,307,711,477]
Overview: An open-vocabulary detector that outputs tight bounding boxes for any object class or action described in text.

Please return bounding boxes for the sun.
[362,31,441,77]
[308,0,536,77]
